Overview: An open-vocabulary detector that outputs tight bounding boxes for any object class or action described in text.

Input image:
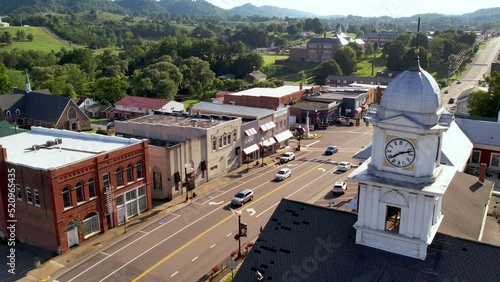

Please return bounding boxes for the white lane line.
[101,252,111,256]
[139,230,148,234]
[171,271,178,277]
[192,256,198,262]
[226,233,232,237]
[210,244,216,248]
[66,214,181,282]
[306,141,320,147]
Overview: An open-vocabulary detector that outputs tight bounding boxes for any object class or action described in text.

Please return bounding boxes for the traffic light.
[239,223,248,237]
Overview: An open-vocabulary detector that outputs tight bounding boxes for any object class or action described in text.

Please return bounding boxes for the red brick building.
[0,127,151,254]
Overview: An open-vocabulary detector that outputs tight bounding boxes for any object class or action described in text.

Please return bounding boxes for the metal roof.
[191,101,275,120]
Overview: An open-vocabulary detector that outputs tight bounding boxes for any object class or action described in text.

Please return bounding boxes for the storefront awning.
[267,137,276,146]
[244,128,258,136]
[243,144,260,155]
[274,130,293,143]
[260,121,276,132]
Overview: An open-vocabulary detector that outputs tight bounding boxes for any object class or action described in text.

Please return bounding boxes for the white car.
[280,152,296,163]
[332,182,347,194]
[337,161,352,172]
[275,168,291,181]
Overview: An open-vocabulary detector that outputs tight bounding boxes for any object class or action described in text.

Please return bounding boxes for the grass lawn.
[183,99,200,109]
[89,117,108,123]
[262,54,289,66]
[0,26,72,53]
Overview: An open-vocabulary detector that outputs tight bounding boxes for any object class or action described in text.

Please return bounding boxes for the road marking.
[210,244,216,248]
[139,230,148,234]
[305,141,320,147]
[226,233,232,237]
[208,201,224,205]
[170,271,178,277]
[101,252,111,256]
[192,256,198,262]
[131,162,327,282]
[318,168,326,172]
[246,208,256,216]
[65,214,181,282]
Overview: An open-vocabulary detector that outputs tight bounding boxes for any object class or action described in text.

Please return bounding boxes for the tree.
[179,56,217,100]
[333,46,357,75]
[384,41,407,71]
[468,72,500,118]
[364,42,375,58]
[15,30,26,41]
[0,63,13,94]
[95,76,129,105]
[402,47,430,70]
[312,60,343,85]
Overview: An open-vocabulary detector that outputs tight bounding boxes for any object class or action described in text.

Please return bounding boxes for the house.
[243,70,267,83]
[0,127,151,254]
[114,112,242,201]
[75,97,96,110]
[0,89,91,131]
[456,118,500,176]
[85,104,114,119]
[191,101,293,162]
[113,95,184,119]
[454,86,488,116]
[306,36,349,62]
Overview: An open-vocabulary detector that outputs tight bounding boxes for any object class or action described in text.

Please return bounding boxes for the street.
[53,124,373,282]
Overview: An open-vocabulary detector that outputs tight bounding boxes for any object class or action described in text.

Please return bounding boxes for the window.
[126,164,133,183]
[5,110,11,118]
[88,178,96,198]
[83,212,100,238]
[219,137,222,148]
[34,189,40,207]
[223,135,227,146]
[385,206,401,233]
[115,168,124,187]
[233,130,237,142]
[228,134,231,144]
[470,150,481,164]
[26,187,32,204]
[153,170,162,190]
[75,182,84,203]
[136,161,143,179]
[491,153,500,168]
[62,187,72,208]
[16,184,22,201]
[212,139,216,151]
[68,107,77,119]
[103,173,110,189]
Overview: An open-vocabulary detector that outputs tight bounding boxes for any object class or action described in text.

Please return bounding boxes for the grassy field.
[262,54,289,66]
[0,26,71,52]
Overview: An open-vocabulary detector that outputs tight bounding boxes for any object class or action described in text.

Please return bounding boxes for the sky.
[204,0,499,17]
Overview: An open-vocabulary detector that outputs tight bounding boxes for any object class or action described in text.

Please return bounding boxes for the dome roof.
[380,67,441,114]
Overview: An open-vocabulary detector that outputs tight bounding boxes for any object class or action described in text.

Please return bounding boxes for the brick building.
[0,127,150,254]
[223,85,315,110]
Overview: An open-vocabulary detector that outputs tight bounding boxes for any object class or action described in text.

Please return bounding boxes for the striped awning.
[274,130,293,143]
[243,144,260,155]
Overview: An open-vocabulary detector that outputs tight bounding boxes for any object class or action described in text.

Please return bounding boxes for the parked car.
[337,161,352,172]
[275,168,291,181]
[280,152,296,163]
[444,90,449,94]
[325,145,339,155]
[231,189,254,206]
[456,80,462,84]
[332,182,347,194]
[448,98,456,104]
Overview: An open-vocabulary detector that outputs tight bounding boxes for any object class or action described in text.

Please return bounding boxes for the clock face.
[384,138,416,168]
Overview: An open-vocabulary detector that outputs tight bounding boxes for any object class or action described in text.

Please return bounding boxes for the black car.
[448,98,456,104]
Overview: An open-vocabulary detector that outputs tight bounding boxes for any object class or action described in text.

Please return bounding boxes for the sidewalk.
[19,147,293,282]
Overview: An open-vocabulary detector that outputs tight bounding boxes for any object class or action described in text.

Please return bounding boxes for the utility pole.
[185,164,189,202]
[238,213,242,257]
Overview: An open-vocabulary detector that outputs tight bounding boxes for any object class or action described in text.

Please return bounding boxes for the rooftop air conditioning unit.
[46,140,56,147]
[55,138,63,144]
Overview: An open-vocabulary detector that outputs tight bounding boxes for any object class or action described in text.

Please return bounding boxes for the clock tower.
[349,45,455,259]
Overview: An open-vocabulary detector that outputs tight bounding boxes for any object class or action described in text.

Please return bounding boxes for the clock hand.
[389,151,403,158]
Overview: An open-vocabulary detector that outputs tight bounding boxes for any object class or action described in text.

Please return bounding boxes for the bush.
[82,128,93,131]
[96,128,108,135]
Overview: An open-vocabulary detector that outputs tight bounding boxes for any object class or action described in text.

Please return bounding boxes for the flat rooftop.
[0,127,141,170]
[228,85,307,97]
[127,112,239,128]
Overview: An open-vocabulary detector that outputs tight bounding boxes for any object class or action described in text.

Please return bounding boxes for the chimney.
[479,163,487,183]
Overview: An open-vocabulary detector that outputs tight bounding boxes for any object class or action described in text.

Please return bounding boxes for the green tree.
[384,41,407,71]
[131,58,182,99]
[402,47,430,70]
[15,30,26,41]
[179,56,217,100]
[312,60,343,85]
[0,63,13,94]
[468,72,500,118]
[95,76,129,105]
[333,46,357,75]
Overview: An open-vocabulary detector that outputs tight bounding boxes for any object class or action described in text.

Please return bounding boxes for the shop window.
[83,212,100,238]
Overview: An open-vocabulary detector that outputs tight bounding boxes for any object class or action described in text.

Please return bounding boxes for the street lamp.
[185,164,189,202]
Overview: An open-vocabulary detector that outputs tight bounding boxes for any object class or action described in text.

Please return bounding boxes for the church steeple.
[25,69,31,93]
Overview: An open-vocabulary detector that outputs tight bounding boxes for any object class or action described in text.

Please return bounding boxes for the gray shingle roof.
[191,101,275,120]
[455,118,500,147]
[235,199,500,282]
[23,93,70,123]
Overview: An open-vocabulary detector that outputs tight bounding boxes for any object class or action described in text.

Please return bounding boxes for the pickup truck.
[280,152,296,163]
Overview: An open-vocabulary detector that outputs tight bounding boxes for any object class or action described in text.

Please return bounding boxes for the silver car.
[231,189,254,206]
